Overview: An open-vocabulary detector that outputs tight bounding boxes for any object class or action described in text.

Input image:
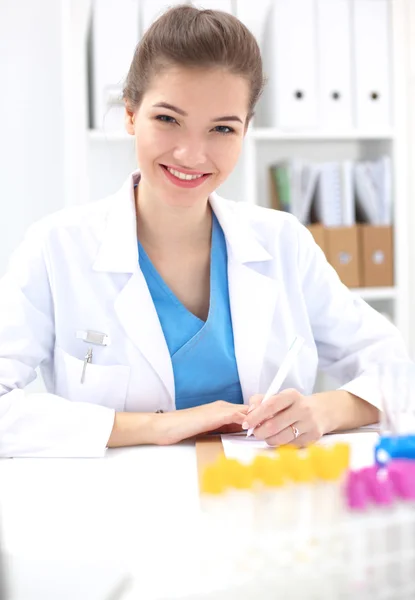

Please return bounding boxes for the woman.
[0,5,409,457]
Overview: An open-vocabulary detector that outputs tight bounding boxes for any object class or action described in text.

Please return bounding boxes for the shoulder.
[213,194,313,251]
[6,195,115,278]
[21,196,114,253]
[26,195,113,243]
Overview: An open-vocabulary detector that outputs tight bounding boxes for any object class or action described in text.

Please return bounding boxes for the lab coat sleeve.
[296,223,411,410]
[0,223,115,457]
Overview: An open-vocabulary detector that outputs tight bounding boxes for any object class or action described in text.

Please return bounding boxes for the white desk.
[0,432,379,600]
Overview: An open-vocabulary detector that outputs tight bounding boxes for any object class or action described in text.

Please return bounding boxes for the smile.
[160,164,211,188]
[166,167,204,181]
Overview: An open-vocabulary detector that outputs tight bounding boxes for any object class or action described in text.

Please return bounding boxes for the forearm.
[107,408,199,448]
[107,411,161,447]
[310,390,380,434]
[107,401,246,448]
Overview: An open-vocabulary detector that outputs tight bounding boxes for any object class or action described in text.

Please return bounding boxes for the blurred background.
[1,0,415,361]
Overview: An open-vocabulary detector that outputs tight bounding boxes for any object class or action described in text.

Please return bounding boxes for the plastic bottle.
[345,470,371,600]
[251,454,286,580]
[388,460,415,593]
[361,466,396,596]
[375,434,415,466]
[307,444,349,598]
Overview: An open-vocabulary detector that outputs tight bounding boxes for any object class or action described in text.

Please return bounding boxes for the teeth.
[166,167,204,181]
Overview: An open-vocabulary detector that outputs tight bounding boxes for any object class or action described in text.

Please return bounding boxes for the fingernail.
[248,405,256,414]
[242,421,249,430]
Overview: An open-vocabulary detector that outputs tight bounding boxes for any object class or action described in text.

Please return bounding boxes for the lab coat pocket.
[54,346,131,411]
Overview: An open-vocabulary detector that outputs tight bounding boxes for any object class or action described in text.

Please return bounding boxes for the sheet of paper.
[221,430,380,470]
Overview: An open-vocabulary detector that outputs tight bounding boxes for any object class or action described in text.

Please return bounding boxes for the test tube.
[199,461,233,580]
[345,470,371,600]
[388,460,415,594]
[360,466,397,597]
[223,457,255,572]
[250,455,286,590]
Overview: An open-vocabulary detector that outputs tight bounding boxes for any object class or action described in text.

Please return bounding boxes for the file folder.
[340,161,355,226]
[307,224,326,255]
[352,0,391,128]
[325,226,361,288]
[315,162,355,227]
[359,225,394,287]
[354,157,392,226]
[235,0,273,45]
[316,0,353,129]
[315,162,344,227]
[91,0,140,131]
[265,0,318,129]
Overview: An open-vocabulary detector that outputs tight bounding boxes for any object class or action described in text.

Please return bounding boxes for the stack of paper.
[315,161,355,227]
[354,156,392,225]
[270,156,392,228]
[270,160,319,224]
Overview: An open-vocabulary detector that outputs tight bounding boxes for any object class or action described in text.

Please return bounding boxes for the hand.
[242,389,327,447]
[156,401,249,445]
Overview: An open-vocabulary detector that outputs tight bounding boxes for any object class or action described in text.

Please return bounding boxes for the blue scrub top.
[138,213,243,410]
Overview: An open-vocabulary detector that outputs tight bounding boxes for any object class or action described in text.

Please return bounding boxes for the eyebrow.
[152,102,243,124]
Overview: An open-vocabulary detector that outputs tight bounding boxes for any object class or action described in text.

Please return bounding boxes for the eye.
[213,125,235,135]
[155,114,178,124]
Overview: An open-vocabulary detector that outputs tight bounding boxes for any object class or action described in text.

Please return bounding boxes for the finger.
[244,389,298,431]
[266,426,321,449]
[247,394,264,413]
[225,408,250,426]
[263,422,303,447]
[253,405,302,441]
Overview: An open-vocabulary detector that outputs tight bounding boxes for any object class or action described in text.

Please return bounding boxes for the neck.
[135,180,212,250]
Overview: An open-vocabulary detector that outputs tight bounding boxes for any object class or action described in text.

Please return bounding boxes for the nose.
[172,134,207,169]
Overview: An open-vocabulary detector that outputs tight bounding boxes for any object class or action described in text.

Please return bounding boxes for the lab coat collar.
[93,173,139,273]
[209,192,272,263]
[93,170,272,273]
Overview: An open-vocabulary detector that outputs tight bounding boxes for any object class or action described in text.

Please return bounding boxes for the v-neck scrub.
[137,213,243,410]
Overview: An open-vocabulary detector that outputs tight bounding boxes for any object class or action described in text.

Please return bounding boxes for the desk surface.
[0,432,379,600]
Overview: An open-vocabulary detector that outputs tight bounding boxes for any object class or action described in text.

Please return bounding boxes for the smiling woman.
[0,4,411,457]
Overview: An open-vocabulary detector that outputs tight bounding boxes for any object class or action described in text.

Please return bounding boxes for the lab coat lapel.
[228,261,280,402]
[210,194,281,402]
[93,172,175,403]
[114,270,175,402]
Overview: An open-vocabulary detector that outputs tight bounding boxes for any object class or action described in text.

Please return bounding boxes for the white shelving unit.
[63,0,412,349]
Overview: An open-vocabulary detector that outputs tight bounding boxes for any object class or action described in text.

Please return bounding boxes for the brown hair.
[123,4,266,124]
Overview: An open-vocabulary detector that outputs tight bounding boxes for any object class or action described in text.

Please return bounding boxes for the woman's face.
[126,66,250,208]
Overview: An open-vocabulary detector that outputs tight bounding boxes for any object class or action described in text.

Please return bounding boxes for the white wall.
[0,0,66,277]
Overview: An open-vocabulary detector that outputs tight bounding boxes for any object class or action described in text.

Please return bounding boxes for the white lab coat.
[0,171,409,457]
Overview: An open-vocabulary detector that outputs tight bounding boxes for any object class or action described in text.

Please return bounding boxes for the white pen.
[246,335,305,437]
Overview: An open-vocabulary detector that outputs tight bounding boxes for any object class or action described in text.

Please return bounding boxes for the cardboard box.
[359,225,394,287]
[307,224,326,254]
[325,226,361,288]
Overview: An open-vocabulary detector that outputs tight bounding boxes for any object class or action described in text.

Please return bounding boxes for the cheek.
[212,138,243,171]
[135,127,175,163]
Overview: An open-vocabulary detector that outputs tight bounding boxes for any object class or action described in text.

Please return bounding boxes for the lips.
[160,164,211,188]
[162,164,209,176]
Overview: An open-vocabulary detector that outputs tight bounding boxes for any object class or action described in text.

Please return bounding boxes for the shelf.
[88,130,132,141]
[248,128,395,141]
[88,128,395,142]
[350,287,398,301]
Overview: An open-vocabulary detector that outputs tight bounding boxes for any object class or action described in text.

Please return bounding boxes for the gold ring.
[290,424,300,439]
